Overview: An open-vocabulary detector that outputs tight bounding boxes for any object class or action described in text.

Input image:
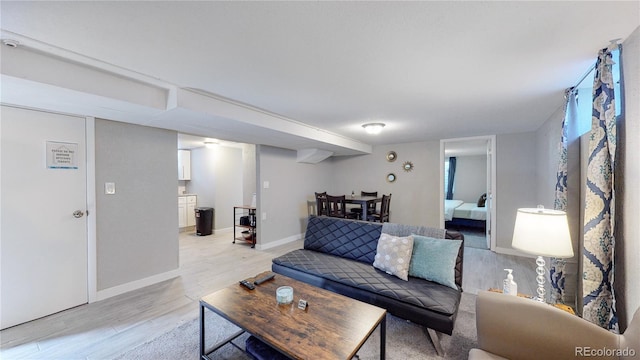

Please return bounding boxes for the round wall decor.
[403,161,414,172]
[386,151,397,162]
[386,173,396,183]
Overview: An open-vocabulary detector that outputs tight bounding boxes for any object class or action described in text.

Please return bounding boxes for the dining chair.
[314,192,328,216]
[326,194,348,218]
[349,191,378,219]
[368,193,391,222]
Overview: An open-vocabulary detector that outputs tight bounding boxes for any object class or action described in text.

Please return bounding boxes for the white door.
[1,106,88,329]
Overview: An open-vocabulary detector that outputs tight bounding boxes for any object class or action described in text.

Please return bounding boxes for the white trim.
[86,117,98,303]
[256,234,303,251]
[440,135,497,251]
[95,269,181,302]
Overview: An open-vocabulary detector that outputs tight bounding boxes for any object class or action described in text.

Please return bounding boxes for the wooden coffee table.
[200,272,387,359]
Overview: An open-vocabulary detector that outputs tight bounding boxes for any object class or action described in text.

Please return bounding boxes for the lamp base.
[535,255,546,302]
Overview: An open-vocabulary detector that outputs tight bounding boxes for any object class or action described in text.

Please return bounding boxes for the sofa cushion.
[373,233,414,281]
[272,249,461,316]
[409,235,462,289]
[304,215,382,264]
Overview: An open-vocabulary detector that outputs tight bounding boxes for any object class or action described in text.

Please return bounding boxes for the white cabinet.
[178,195,197,228]
[178,196,187,228]
[178,150,191,180]
[186,195,197,227]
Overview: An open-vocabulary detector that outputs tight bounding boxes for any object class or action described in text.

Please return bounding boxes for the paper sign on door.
[46,141,78,169]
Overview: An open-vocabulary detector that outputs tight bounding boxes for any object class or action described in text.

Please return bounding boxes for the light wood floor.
[0,231,534,360]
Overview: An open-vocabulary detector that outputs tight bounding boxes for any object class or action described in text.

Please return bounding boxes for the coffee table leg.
[200,304,205,359]
[380,315,386,360]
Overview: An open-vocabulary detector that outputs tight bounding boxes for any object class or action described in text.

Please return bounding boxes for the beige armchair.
[469,291,640,360]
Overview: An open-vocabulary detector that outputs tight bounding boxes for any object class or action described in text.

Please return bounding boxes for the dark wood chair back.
[379,193,392,222]
[361,191,378,213]
[369,193,391,222]
[326,194,347,218]
[315,192,328,216]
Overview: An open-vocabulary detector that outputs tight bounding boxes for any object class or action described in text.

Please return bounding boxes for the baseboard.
[494,246,537,258]
[256,233,303,250]
[94,268,181,302]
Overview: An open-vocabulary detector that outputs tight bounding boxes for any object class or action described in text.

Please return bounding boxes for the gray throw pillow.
[373,233,414,281]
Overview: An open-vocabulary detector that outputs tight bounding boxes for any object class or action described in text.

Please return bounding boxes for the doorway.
[440,136,496,250]
[1,106,88,329]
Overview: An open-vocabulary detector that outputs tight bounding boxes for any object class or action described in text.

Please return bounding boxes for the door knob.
[73,210,85,218]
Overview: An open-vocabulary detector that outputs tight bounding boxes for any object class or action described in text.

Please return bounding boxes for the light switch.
[262,212,267,221]
[263,181,270,189]
[105,182,116,195]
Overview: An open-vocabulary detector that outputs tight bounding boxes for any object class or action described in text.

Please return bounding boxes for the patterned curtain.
[582,48,618,332]
[550,89,576,304]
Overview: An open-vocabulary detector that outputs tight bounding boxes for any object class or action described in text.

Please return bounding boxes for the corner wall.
[618,25,640,331]
[257,145,333,248]
[331,141,441,227]
[95,120,178,291]
[495,132,537,249]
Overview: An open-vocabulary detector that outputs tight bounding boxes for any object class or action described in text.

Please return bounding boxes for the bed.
[445,199,487,231]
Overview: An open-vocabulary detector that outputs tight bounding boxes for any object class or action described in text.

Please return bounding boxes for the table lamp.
[511,206,574,302]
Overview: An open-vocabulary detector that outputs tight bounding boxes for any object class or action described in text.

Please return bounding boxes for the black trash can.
[195,207,214,236]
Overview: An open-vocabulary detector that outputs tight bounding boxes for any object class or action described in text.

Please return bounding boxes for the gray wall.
[242,144,257,206]
[257,145,333,247]
[95,119,178,291]
[453,155,487,203]
[331,141,441,228]
[188,145,243,230]
[618,25,640,331]
[495,132,537,249]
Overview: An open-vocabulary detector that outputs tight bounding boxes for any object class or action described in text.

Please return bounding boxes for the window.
[575,48,621,136]
[444,158,449,193]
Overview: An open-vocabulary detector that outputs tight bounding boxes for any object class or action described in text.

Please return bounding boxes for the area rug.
[114,293,477,359]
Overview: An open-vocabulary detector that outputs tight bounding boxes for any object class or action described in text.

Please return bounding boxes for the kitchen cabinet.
[178,149,191,180]
[179,195,197,228]
[186,195,197,227]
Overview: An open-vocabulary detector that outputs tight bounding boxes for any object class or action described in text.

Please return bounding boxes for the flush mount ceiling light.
[204,140,218,149]
[362,123,385,135]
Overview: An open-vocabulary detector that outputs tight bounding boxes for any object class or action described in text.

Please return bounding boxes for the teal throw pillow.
[408,235,462,289]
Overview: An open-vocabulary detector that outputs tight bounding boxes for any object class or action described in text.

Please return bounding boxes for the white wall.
[95,119,178,291]
[452,155,487,203]
[188,145,243,230]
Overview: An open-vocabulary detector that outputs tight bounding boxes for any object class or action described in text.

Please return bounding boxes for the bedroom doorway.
[439,136,496,251]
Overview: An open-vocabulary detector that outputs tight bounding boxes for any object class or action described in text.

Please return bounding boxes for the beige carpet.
[115,293,477,359]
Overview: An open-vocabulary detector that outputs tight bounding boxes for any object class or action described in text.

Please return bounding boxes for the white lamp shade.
[512,208,574,258]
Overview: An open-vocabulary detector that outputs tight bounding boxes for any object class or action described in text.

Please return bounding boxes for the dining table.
[344,195,382,220]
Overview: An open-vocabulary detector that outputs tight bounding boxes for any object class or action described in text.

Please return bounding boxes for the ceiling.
[1,1,638,156]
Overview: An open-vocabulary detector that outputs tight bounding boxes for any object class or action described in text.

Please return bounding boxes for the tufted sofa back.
[303,215,464,289]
